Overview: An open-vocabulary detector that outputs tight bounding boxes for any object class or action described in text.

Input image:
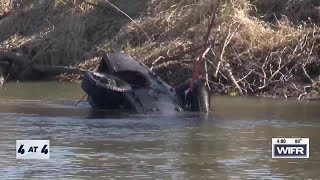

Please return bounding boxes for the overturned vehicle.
[81,53,210,113]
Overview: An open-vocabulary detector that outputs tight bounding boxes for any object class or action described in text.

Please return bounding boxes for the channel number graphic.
[16,140,50,159]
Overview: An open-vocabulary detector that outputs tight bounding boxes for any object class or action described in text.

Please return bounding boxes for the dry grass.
[1,0,93,65]
[1,0,318,66]
[0,0,11,13]
[109,0,320,91]
[0,0,144,65]
[113,0,319,59]
[1,0,320,98]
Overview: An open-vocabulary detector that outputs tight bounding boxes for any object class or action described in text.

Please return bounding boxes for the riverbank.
[1,0,320,100]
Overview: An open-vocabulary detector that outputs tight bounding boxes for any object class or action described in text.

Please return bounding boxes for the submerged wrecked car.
[81,53,210,113]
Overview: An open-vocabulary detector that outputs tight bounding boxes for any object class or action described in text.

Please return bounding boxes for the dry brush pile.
[111,0,320,100]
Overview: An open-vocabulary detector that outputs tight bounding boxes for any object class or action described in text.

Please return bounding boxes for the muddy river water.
[0,82,319,179]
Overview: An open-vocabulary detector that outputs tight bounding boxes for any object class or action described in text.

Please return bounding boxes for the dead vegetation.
[113,0,320,100]
[0,0,145,65]
[1,0,320,99]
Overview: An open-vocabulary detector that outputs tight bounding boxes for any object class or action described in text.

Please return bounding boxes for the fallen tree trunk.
[0,52,88,82]
[32,65,88,76]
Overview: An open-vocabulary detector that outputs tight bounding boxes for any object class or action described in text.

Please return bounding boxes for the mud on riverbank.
[1,0,320,100]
